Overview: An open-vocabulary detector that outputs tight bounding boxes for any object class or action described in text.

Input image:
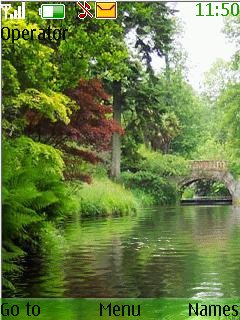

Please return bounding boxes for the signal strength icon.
[1,2,25,19]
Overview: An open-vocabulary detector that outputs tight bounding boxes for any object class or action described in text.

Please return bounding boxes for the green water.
[14,205,240,298]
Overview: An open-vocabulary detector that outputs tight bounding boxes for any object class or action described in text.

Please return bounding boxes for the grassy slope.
[73,179,140,217]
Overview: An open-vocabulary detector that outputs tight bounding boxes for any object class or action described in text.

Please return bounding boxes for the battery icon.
[39,4,65,19]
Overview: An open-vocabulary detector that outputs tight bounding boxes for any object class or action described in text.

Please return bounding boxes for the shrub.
[121,171,178,205]
[138,145,190,177]
[121,146,188,205]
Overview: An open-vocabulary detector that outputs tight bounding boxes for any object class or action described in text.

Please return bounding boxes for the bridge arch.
[179,161,240,204]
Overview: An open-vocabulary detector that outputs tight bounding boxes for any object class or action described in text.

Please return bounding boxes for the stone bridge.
[180,160,240,205]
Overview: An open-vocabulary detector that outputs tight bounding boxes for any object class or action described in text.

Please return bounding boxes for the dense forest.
[2,2,240,293]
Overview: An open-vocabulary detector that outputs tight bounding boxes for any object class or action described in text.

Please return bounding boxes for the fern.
[2,136,78,293]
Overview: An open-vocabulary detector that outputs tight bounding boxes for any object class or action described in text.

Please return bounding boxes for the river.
[14,205,240,298]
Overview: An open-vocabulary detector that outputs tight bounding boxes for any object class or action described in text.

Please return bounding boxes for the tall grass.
[75,179,139,217]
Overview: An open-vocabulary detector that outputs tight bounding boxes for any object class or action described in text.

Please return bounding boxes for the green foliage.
[18,89,77,124]
[75,179,138,217]
[217,83,240,145]
[2,60,20,96]
[228,159,240,178]
[182,181,230,199]
[121,171,178,205]
[91,164,109,178]
[138,145,190,176]
[130,189,155,206]
[118,2,175,66]
[161,72,208,156]
[58,20,129,88]
[121,146,189,204]
[2,137,79,291]
[224,16,240,70]
[204,82,240,178]
[200,18,240,179]
[193,138,228,161]
[182,187,195,199]
[122,70,207,159]
[211,182,230,196]
[203,59,238,103]
[2,19,55,91]
[195,180,229,197]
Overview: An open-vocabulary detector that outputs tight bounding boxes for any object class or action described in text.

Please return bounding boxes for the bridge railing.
[191,160,227,171]
[191,195,232,200]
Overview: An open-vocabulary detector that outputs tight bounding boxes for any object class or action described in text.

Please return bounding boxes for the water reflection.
[13,206,240,298]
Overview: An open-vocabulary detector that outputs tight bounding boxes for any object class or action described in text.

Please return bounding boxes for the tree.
[150,112,181,153]
[161,71,208,156]
[217,83,240,150]
[121,69,207,161]
[23,79,123,180]
[224,15,240,71]
[202,59,239,102]
[109,2,175,178]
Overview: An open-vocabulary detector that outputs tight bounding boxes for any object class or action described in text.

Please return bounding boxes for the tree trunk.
[110,81,122,180]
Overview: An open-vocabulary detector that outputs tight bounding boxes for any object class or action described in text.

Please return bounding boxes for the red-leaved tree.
[66,79,123,150]
[25,79,123,181]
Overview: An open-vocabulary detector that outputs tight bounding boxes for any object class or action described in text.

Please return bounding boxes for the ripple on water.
[11,205,240,298]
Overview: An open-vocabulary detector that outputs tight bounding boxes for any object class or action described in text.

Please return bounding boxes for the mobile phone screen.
[2,1,240,319]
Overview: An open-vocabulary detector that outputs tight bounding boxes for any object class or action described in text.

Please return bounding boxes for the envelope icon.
[95,2,117,19]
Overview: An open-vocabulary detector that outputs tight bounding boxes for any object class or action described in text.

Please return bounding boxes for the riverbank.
[71,179,140,217]
[70,172,181,218]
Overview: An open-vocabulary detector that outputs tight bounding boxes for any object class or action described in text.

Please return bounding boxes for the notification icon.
[77,2,93,19]
[95,2,117,19]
